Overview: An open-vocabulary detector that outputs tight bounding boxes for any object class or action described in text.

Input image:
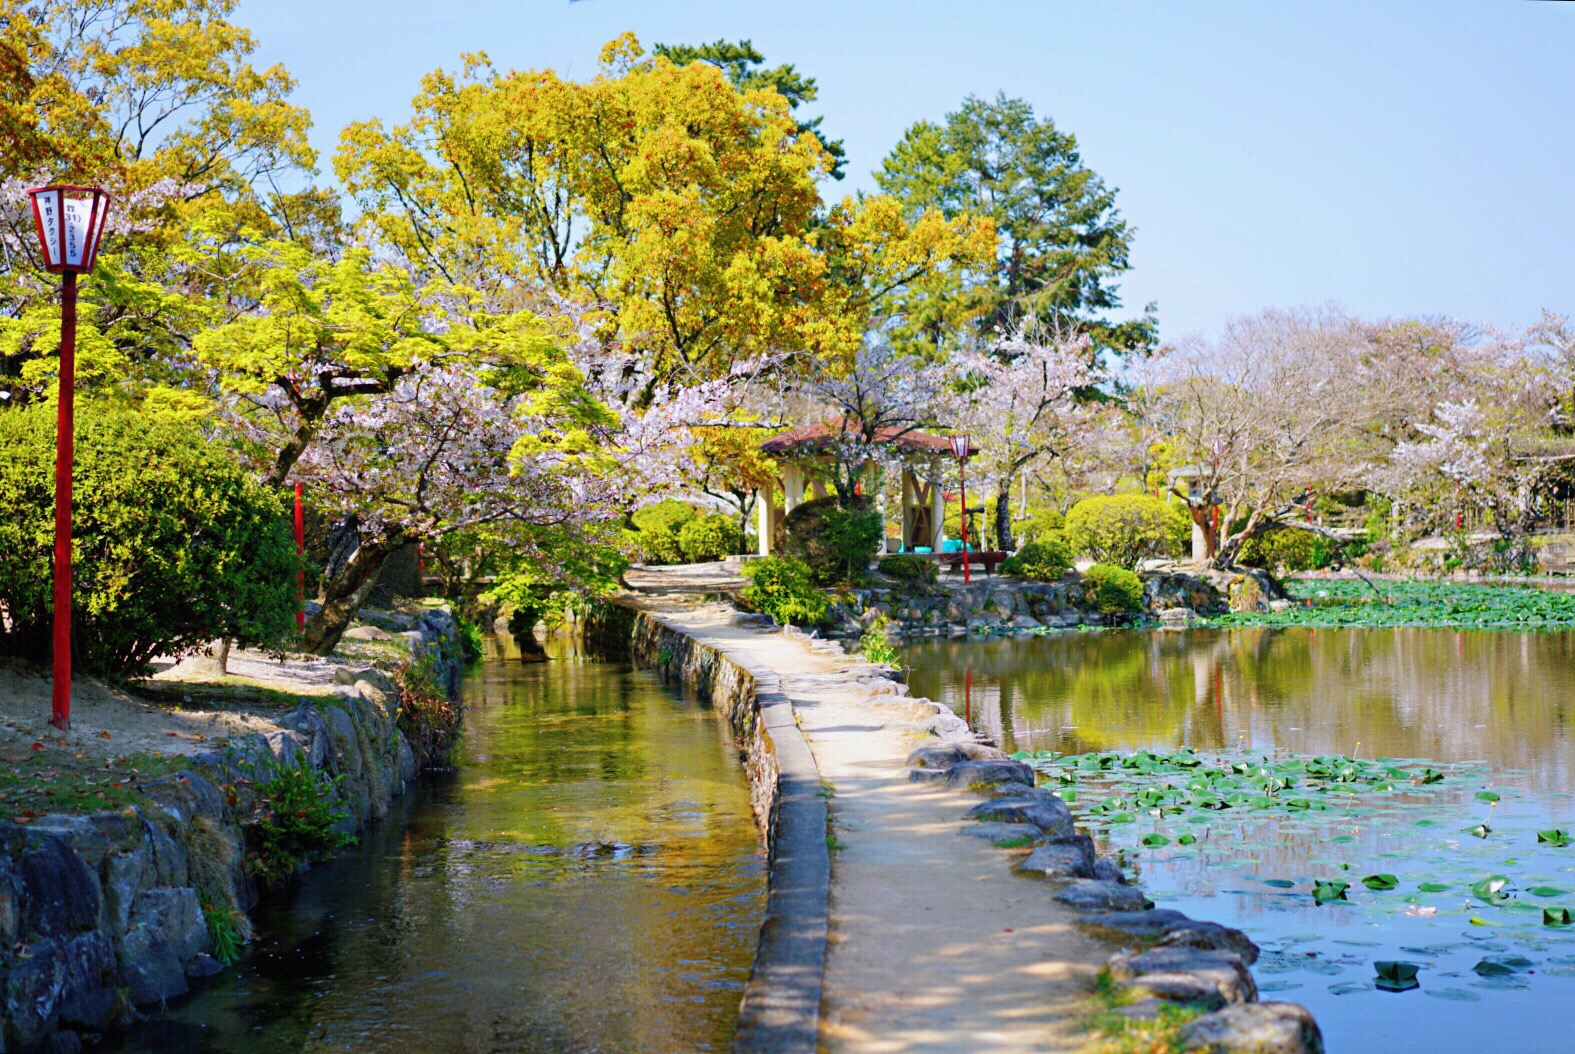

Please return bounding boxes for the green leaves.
[1536,829,1571,847]
[1362,873,1399,891]
[1470,875,1512,902]
[1543,907,1573,926]
[1374,961,1420,991]
[1418,882,1452,893]
[1140,833,1170,847]
[1209,578,1575,630]
[1466,823,1492,838]
[1526,885,1568,898]
[1312,880,1350,903]
[1473,790,1501,804]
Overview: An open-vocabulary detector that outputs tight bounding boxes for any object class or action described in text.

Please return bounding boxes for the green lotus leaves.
[1537,829,1571,847]
[1362,873,1399,891]
[1140,833,1169,847]
[1374,960,1420,991]
[1313,880,1350,903]
[1470,875,1511,901]
[1544,907,1573,926]
[1466,824,1492,838]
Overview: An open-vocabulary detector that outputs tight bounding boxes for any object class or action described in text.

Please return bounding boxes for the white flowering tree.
[955,325,1102,548]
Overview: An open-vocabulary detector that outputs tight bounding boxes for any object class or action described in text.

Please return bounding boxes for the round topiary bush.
[773,495,882,585]
[1065,494,1189,568]
[999,531,1074,581]
[627,499,696,564]
[0,399,299,678]
[1081,563,1145,614]
[1238,526,1333,574]
[678,513,743,562]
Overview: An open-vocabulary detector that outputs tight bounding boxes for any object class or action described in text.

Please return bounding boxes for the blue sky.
[234,0,1573,342]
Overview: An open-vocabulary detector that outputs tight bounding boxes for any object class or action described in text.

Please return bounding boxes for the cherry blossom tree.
[955,324,1101,548]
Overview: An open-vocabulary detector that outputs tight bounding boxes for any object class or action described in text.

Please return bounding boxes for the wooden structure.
[755,421,976,558]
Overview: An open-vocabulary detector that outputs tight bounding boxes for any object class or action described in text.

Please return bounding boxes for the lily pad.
[1470,875,1511,901]
[1545,907,1573,926]
[1538,829,1572,847]
[1313,880,1350,903]
[1363,873,1399,891]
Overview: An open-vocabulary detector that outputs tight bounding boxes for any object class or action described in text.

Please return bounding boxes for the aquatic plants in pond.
[1208,578,1575,629]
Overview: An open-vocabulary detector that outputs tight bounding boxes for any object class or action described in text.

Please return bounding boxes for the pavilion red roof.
[759,418,975,457]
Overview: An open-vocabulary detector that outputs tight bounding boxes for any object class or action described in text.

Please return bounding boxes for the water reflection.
[117,636,765,1054]
[904,628,1575,790]
[903,628,1575,1054]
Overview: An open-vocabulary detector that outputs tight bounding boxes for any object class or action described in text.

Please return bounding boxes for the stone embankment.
[814,567,1284,640]
[617,566,1321,1054]
[0,607,463,1054]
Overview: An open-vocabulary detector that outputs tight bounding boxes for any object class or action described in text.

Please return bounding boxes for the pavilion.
[754,421,976,558]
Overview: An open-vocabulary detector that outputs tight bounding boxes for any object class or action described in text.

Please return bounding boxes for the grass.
[1208,578,1575,630]
[0,738,183,823]
[1081,968,1206,1054]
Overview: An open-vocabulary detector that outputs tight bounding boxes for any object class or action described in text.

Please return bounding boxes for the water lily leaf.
[1264,878,1297,889]
[1527,886,1568,898]
[1468,916,1494,926]
[1010,751,1032,761]
[1474,791,1501,804]
[1363,873,1400,891]
[1466,824,1492,838]
[1313,880,1350,903]
[1418,882,1452,893]
[1374,960,1419,982]
[1107,811,1136,824]
[1177,833,1197,846]
[1544,907,1573,926]
[1470,875,1511,901]
[1140,833,1169,847]
[1537,829,1572,847]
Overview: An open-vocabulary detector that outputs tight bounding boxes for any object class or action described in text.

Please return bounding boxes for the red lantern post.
[294,483,306,633]
[26,185,112,732]
[950,434,972,584]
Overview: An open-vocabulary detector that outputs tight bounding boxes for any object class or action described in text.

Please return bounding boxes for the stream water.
[116,635,765,1054]
[902,627,1575,1053]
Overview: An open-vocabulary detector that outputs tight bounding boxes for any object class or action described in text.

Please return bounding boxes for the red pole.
[51,272,76,731]
[958,455,971,584]
[294,482,305,633]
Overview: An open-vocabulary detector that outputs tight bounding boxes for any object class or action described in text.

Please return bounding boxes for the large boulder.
[1107,946,1257,1006]
[944,759,1035,791]
[966,797,1075,838]
[1180,1002,1323,1054]
[1052,880,1148,911]
[128,888,210,966]
[1015,836,1096,879]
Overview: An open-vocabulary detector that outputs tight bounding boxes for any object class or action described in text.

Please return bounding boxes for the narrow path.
[624,566,1109,1054]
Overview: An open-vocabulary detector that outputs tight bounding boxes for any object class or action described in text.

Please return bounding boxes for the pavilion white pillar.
[900,468,915,549]
[757,484,775,556]
[930,464,947,550]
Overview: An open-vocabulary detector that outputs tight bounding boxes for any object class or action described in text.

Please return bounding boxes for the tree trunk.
[302,527,405,655]
[993,479,1014,552]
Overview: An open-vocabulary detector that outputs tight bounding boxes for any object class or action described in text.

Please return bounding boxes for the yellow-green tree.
[335,34,993,389]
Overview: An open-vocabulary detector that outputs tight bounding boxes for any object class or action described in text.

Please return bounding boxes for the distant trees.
[876,93,1154,361]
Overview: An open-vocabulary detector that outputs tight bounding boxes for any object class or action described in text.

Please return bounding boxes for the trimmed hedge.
[999,531,1074,581]
[1065,495,1189,569]
[0,399,298,678]
[773,495,882,585]
[678,513,742,562]
[741,556,830,626]
[1082,563,1145,614]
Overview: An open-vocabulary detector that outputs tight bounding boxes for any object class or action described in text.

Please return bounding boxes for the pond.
[115,635,766,1054]
[902,628,1575,1054]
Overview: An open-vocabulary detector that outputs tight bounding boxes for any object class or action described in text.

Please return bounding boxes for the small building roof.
[760,418,976,458]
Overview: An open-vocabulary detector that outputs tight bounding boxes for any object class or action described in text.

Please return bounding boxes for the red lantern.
[27,185,111,275]
[25,184,112,731]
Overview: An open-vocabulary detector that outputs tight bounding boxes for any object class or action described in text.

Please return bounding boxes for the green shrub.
[241,760,354,887]
[625,499,697,564]
[774,495,882,584]
[678,513,743,562]
[741,556,830,626]
[859,612,902,667]
[1014,507,1067,545]
[1065,495,1188,569]
[878,554,937,584]
[396,657,462,766]
[454,612,485,665]
[1000,531,1074,581]
[1238,526,1335,574]
[0,399,298,678]
[1082,563,1145,614]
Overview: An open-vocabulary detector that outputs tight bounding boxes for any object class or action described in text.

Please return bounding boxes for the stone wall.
[0,608,463,1053]
[815,568,1286,639]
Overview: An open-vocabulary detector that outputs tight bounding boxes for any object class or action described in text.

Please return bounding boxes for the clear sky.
[233,0,1573,342]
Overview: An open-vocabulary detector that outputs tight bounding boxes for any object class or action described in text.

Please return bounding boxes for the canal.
[118,636,765,1053]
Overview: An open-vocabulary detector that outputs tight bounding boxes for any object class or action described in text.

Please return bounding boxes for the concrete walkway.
[624,565,1109,1054]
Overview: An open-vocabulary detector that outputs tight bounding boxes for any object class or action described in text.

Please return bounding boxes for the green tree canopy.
[876,93,1155,360]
